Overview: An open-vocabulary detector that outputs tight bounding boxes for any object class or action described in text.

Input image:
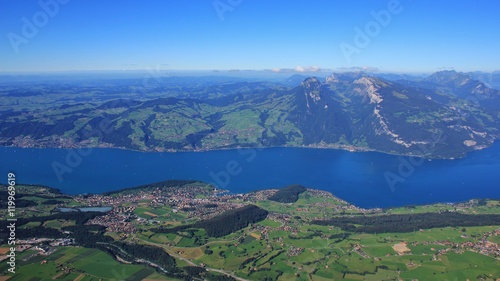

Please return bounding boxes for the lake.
[1,143,499,208]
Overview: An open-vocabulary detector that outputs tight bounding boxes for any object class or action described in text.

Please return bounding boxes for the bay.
[1,143,499,208]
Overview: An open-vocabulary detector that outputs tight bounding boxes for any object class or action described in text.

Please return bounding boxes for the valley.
[1,71,499,159]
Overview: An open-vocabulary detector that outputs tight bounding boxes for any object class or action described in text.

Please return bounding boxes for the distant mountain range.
[1,71,499,158]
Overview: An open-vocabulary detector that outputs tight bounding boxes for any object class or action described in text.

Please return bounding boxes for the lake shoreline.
[1,137,495,160]
[1,143,499,208]
[3,180,498,212]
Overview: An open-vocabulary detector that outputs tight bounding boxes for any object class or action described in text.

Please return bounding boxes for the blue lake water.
[1,143,499,208]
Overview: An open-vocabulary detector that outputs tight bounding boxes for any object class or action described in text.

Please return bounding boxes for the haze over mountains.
[0,71,499,158]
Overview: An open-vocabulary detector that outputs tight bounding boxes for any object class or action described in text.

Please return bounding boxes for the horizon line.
[0,68,498,76]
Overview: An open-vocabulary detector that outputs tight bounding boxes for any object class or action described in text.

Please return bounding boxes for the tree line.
[0,211,106,243]
[312,212,500,233]
[268,184,307,203]
[154,205,268,237]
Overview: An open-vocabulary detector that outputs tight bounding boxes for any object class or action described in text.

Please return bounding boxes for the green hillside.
[1,72,499,158]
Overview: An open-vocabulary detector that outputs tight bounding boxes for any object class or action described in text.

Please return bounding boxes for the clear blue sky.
[0,0,499,73]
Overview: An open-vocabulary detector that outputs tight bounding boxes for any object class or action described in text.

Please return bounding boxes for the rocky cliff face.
[1,72,499,158]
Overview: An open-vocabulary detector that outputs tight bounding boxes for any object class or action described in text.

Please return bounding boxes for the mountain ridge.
[0,72,499,158]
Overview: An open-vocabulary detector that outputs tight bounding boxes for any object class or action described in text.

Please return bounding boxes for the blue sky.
[0,0,499,73]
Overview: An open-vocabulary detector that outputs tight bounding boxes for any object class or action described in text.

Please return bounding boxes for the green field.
[3,185,500,281]
[2,247,164,281]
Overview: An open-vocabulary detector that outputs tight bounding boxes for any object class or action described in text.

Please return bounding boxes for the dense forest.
[268,184,307,203]
[59,224,182,277]
[114,242,179,274]
[155,205,269,237]
[312,212,500,233]
[196,205,269,237]
[0,189,70,209]
[0,211,107,243]
[0,209,178,275]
